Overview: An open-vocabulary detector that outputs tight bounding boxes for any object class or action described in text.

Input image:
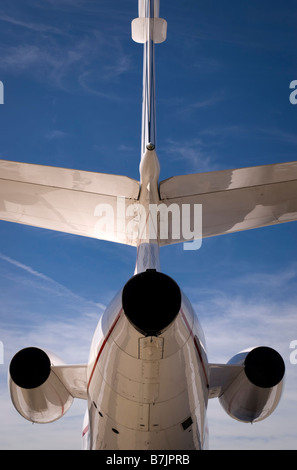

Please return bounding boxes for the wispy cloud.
[1,44,43,70]
[0,12,63,34]
[189,91,226,110]
[45,129,69,140]
[0,41,90,93]
[102,53,133,80]
[259,128,297,146]
[0,252,52,281]
[191,97,222,109]
[0,6,134,97]
[233,265,297,291]
[0,253,105,326]
[1,253,78,301]
[162,137,220,173]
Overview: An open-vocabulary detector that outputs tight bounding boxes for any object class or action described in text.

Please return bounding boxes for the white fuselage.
[83,288,209,450]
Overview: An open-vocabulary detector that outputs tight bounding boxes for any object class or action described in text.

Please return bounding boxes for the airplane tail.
[1,158,297,250]
[0,0,297,251]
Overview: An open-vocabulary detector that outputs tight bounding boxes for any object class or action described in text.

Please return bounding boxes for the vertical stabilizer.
[132,1,167,45]
[132,1,167,273]
[131,0,167,158]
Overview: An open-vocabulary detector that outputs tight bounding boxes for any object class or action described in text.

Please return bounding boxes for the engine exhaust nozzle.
[9,347,51,389]
[122,269,181,336]
[244,346,285,388]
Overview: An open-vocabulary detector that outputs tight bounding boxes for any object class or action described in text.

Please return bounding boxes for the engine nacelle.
[122,269,181,336]
[219,346,285,423]
[9,347,73,424]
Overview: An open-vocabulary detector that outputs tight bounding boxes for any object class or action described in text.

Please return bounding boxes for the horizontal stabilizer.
[131,17,167,44]
[0,159,140,246]
[159,160,297,245]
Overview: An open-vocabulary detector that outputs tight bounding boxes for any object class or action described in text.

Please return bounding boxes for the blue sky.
[0,0,296,450]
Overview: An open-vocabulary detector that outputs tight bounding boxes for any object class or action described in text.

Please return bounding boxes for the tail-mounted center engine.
[9,347,74,424]
[122,269,182,336]
[215,346,285,423]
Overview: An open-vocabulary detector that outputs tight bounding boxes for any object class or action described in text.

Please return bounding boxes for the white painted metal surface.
[159,161,297,243]
[0,159,140,245]
[86,291,208,449]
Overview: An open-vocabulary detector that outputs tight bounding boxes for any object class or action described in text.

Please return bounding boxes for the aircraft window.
[112,428,119,434]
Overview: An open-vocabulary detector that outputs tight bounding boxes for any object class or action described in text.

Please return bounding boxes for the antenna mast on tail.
[132,0,167,158]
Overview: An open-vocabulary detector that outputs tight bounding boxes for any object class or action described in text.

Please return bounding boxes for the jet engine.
[122,269,181,336]
[9,347,74,424]
[219,346,285,423]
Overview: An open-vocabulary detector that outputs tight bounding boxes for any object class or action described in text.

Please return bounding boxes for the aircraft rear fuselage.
[85,279,209,450]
